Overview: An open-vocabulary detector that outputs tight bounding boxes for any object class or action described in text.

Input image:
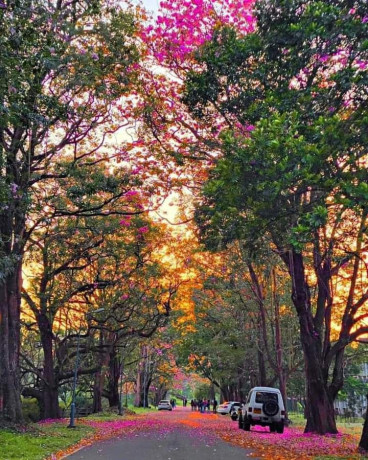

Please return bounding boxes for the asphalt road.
[66,408,258,460]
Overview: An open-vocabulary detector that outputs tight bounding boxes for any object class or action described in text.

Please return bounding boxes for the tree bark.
[107,350,120,408]
[288,250,337,434]
[0,265,23,423]
[359,395,368,452]
[273,268,288,419]
[38,313,60,419]
[93,371,103,413]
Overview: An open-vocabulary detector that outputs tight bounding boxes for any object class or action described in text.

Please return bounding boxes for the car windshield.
[159,400,169,404]
[255,392,278,403]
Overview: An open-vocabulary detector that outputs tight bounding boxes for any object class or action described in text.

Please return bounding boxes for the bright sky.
[139,0,160,15]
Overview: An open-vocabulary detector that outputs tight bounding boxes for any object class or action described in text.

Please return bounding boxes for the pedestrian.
[213,398,218,413]
[207,399,211,411]
[191,399,195,411]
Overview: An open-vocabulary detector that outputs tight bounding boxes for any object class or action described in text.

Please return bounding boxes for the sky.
[139,0,160,15]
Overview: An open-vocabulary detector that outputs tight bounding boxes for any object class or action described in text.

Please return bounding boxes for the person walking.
[213,398,218,413]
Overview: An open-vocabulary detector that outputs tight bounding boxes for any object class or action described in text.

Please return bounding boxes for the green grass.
[126,405,156,415]
[82,405,156,422]
[288,412,364,435]
[0,422,94,460]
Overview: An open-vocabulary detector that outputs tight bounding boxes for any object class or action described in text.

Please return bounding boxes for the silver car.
[157,400,172,411]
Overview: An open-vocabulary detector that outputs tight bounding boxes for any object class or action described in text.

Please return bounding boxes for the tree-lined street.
[67,408,257,460]
[1,0,368,458]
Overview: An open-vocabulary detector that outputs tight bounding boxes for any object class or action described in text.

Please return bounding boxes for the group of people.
[190,398,218,413]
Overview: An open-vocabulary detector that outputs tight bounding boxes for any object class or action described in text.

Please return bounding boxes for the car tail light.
[281,410,285,415]
[248,407,252,412]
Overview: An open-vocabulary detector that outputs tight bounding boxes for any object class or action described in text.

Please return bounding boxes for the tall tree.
[21,205,177,418]
[0,0,141,422]
[183,0,368,434]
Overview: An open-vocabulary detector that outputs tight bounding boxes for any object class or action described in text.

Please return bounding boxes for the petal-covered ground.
[44,407,365,460]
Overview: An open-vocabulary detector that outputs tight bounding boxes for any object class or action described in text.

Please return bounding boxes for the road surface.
[67,406,259,460]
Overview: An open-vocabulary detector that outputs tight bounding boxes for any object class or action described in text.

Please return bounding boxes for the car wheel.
[263,400,279,417]
[276,422,284,434]
[231,412,238,421]
[269,424,276,433]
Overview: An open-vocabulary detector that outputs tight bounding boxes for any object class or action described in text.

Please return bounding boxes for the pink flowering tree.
[132,0,255,196]
[182,0,368,436]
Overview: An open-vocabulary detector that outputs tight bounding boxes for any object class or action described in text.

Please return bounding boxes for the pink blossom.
[125,190,139,197]
[355,59,368,70]
[121,294,129,300]
[137,226,149,234]
[319,54,329,63]
[131,166,142,175]
[91,52,99,61]
[246,124,255,131]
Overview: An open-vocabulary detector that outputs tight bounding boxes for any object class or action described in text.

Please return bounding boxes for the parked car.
[157,400,172,411]
[217,401,242,415]
[230,404,242,421]
[239,387,285,433]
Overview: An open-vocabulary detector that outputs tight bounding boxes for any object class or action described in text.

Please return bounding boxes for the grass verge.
[0,422,94,460]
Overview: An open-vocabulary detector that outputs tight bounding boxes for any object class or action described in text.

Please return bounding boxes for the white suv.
[239,387,285,433]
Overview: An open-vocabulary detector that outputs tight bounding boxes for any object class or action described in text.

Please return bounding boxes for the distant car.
[239,387,285,433]
[157,400,172,411]
[217,401,242,415]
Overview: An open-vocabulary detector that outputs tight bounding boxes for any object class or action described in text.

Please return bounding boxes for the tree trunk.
[93,332,108,412]
[220,386,230,402]
[38,313,60,419]
[0,266,23,423]
[302,335,337,434]
[288,251,337,434]
[107,350,120,408]
[93,370,103,413]
[359,395,368,452]
[257,345,267,386]
[273,268,288,418]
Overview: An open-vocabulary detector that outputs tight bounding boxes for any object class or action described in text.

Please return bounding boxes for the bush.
[22,398,41,422]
